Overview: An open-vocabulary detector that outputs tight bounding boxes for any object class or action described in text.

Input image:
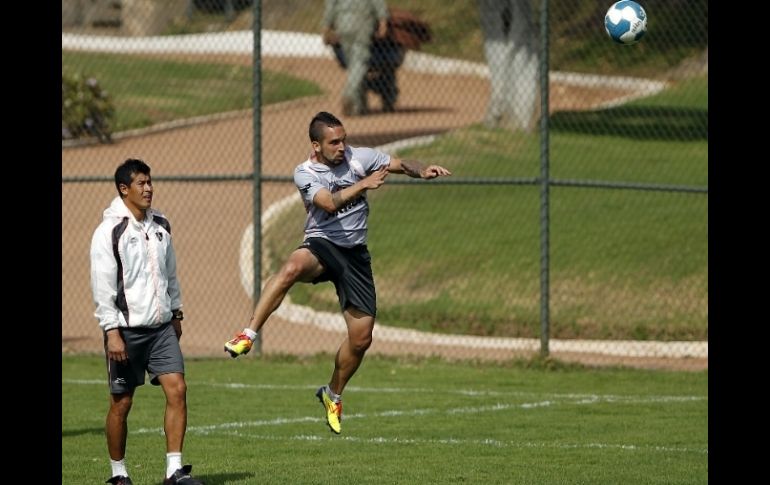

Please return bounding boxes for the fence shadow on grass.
[551,106,708,141]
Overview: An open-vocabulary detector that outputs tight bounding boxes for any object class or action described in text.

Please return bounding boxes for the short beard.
[321,152,343,166]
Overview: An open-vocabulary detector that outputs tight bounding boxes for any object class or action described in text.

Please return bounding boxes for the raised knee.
[278,261,304,285]
[352,334,372,354]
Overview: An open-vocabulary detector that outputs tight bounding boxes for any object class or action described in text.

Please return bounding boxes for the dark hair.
[114,158,151,196]
[309,111,343,142]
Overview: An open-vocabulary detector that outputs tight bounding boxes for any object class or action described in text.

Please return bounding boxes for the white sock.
[327,385,341,402]
[110,458,128,478]
[166,452,183,478]
[243,328,257,340]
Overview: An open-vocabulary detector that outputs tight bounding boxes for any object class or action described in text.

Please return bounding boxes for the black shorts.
[103,321,184,394]
[299,237,377,317]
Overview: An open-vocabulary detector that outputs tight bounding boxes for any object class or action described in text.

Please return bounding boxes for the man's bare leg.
[329,307,374,395]
[106,392,134,460]
[248,248,325,332]
[157,372,187,453]
[226,248,325,357]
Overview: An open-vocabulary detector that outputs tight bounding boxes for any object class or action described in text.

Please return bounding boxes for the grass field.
[266,77,708,341]
[62,354,708,484]
[62,51,322,132]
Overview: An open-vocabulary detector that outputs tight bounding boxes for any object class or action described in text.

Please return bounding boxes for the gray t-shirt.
[294,145,390,247]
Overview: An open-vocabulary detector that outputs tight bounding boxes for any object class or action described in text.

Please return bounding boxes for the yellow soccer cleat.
[224,333,253,358]
[316,386,343,434]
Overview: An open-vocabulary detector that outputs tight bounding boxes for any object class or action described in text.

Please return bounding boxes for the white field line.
[62,30,666,95]
[62,379,707,404]
[65,377,707,454]
[132,394,704,431]
[64,380,707,453]
[239,136,707,360]
[115,390,705,454]
[180,432,710,455]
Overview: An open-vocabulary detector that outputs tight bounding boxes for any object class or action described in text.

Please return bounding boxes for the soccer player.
[224,111,451,434]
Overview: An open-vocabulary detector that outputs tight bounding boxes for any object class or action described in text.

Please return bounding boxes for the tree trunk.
[477,0,540,132]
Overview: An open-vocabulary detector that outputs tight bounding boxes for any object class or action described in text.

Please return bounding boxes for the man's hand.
[392,159,452,179]
[321,166,391,213]
[105,329,128,363]
[375,19,388,39]
[420,165,452,179]
[362,165,389,189]
[171,319,183,339]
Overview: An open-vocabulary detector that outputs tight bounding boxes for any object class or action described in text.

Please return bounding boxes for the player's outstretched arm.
[313,167,390,213]
[388,157,452,179]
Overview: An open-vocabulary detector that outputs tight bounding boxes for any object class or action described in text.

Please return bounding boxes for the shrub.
[62,72,115,142]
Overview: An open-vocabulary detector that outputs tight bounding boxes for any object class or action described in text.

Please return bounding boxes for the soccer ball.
[604,1,647,45]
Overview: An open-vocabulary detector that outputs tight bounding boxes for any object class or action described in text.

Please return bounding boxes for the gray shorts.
[104,322,184,394]
[299,237,377,317]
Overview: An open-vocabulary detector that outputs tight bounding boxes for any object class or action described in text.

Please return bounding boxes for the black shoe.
[163,464,205,484]
[105,476,133,485]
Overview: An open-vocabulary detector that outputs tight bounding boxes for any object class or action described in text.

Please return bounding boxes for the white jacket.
[90,196,182,332]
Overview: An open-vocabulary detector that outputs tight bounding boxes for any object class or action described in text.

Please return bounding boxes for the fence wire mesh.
[62,0,707,370]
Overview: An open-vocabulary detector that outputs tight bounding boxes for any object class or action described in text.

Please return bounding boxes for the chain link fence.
[62,0,707,370]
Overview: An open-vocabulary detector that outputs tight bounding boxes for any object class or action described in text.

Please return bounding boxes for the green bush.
[61,72,115,142]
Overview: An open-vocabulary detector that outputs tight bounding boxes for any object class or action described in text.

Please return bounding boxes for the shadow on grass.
[62,427,104,438]
[551,106,708,141]
[195,471,254,484]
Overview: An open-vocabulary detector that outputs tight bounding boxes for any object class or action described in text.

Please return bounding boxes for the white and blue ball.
[604,1,647,45]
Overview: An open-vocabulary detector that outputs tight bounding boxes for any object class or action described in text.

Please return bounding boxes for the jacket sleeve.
[166,235,182,312]
[90,224,120,332]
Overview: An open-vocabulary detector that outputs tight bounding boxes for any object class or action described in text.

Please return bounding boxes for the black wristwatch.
[172,309,184,321]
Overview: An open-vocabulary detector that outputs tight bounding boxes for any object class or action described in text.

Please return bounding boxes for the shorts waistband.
[120,321,171,333]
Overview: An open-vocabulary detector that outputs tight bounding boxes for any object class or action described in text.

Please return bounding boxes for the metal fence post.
[251,0,262,354]
[539,0,551,358]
